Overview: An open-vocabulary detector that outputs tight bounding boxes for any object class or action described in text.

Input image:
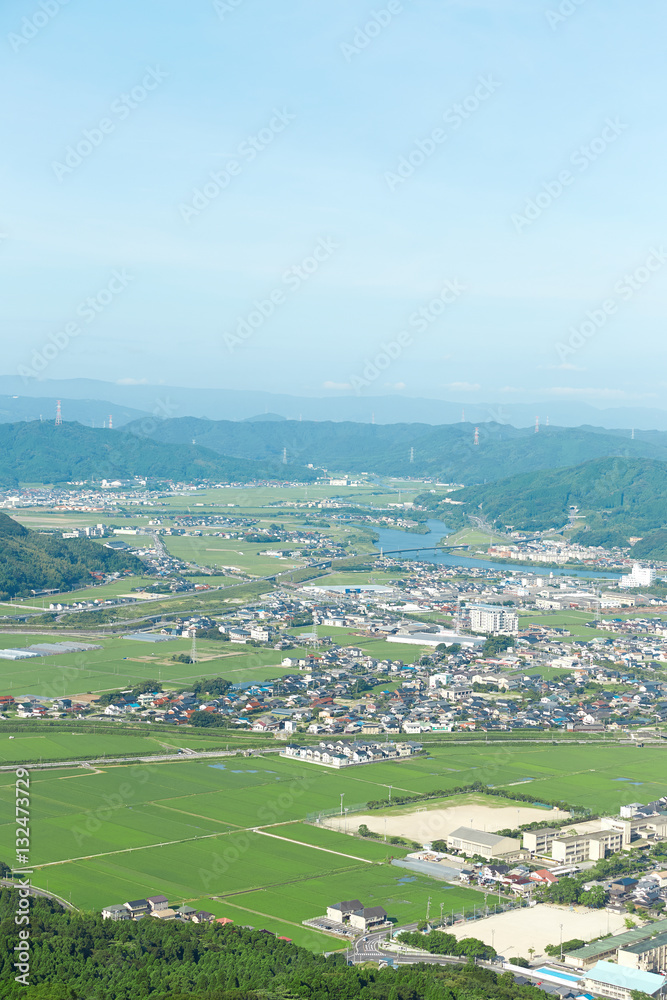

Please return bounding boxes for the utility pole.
[340,792,345,816]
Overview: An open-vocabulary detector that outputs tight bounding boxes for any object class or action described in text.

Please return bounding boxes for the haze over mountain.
[125,415,667,483]
[0,512,143,600]
[0,422,317,487]
[418,458,667,555]
[4,378,667,430]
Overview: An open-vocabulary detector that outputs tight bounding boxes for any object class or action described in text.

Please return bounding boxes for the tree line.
[0,888,555,1000]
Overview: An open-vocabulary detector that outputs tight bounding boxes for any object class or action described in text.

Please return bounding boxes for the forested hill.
[0,889,545,1000]
[124,415,667,482]
[0,422,318,486]
[418,457,667,542]
[0,512,144,599]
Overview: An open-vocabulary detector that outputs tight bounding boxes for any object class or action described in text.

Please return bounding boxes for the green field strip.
[152,800,244,829]
[253,828,374,864]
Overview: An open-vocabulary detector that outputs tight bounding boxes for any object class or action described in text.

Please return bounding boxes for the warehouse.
[446,826,521,861]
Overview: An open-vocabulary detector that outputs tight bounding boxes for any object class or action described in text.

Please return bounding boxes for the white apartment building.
[469,604,519,635]
[620,564,657,589]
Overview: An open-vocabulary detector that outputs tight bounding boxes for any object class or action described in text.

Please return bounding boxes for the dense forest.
[417,457,667,545]
[0,422,318,486]
[0,889,550,1000]
[0,512,144,599]
[124,415,667,482]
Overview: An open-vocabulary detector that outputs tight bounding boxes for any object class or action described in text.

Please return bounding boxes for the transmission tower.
[535,416,539,434]
[55,400,62,426]
[282,447,287,465]
[190,633,197,664]
[409,446,414,464]
[473,427,479,446]
[108,414,113,430]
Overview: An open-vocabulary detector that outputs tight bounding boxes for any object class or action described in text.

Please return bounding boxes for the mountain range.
[0,512,143,600]
[0,422,317,487]
[4,376,667,429]
[124,415,667,483]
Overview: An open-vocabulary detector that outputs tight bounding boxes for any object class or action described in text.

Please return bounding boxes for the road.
[349,924,506,968]
[0,735,658,773]
[0,747,285,772]
[0,877,77,912]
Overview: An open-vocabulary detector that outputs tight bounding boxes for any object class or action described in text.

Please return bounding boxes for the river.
[370,519,621,580]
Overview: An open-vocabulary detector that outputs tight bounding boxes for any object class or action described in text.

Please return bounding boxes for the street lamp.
[560,923,564,960]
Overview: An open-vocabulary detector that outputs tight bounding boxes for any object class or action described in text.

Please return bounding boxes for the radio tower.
[473,427,479,446]
[55,400,62,426]
[108,414,113,430]
[535,416,539,434]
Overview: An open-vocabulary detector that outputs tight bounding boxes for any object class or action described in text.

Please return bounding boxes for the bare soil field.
[450,903,628,961]
[326,795,569,844]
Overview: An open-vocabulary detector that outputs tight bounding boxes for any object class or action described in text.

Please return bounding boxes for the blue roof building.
[583,961,666,999]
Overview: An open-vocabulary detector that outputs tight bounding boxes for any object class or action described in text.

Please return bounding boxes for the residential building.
[348,906,388,931]
[469,604,519,635]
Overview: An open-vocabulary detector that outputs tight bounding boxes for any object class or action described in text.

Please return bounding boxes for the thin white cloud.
[445,381,481,392]
[322,381,351,391]
[116,377,149,385]
[384,382,406,390]
[539,363,586,372]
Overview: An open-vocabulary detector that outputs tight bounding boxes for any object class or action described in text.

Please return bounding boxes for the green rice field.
[0,741,665,947]
[0,633,309,698]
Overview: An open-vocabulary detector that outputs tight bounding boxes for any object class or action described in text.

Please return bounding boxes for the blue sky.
[2,0,667,408]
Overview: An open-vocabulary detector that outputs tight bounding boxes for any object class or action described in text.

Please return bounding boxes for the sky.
[3,0,667,409]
